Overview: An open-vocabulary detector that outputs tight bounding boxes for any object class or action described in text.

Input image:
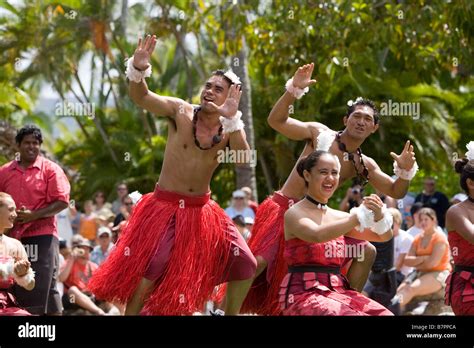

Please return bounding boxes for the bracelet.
[14,267,35,288]
[350,204,374,232]
[219,111,245,134]
[393,161,419,180]
[125,56,152,83]
[285,78,309,99]
[370,207,393,235]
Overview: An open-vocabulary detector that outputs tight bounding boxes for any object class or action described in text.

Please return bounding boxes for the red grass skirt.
[240,192,298,315]
[88,185,234,315]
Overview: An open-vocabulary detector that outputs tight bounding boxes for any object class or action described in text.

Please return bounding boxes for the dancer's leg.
[347,242,377,291]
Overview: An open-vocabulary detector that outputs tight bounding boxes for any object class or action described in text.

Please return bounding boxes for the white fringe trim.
[393,161,419,180]
[285,78,309,99]
[219,111,244,134]
[371,207,393,235]
[350,204,374,232]
[125,56,152,83]
[0,259,14,280]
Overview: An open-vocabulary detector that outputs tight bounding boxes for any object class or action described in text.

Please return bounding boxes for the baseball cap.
[232,190,246,198]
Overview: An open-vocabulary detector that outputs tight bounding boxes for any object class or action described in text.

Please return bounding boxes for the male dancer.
[226,63,418,315]
[88,35,257,315]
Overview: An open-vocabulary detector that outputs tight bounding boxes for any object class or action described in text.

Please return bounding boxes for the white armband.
[219,111,244,134]
[350,204,375,232]
[370,208,393,235]
[285,78,309,99]
[0,259,14,280]
[393,161,419,180]
[125,57,152,83]
[14,268,35,288]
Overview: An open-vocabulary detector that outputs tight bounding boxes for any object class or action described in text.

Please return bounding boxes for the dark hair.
[15,124,43,144]
[211,69,234,86]
[232,215,246,227]
[346,98,379,125]
[454,158,474,193]
[410,202,424,217]
[296,150,337,186]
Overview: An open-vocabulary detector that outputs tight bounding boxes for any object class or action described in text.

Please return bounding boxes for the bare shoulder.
[362,154,379,171]
[307,122,331,136]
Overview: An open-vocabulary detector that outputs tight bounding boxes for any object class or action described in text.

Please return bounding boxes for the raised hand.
[362,194,384,221]
[133,34,157,71]
[390,140,416,170]
[207,84,242,118]
[292,63,317,89]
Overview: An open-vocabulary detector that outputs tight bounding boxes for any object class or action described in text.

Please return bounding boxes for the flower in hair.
[224,70,241,85]
[347,97,364,107]
[466,141,474,161]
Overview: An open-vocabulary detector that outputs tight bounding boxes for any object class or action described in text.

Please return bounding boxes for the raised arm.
[366,141,417,199]
[128,35,188,118]
[267,63,328,141]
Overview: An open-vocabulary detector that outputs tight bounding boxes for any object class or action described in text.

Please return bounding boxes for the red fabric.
[240,192,298,315]
[248,200,259,215]
[63,260,98,292]
[0,156,70,239]
[445,231,474,315]
[88,185,255,315]
[0,256,31,316]
[279,238,393,316]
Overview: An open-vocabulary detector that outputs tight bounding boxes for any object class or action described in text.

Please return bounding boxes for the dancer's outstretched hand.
[292,63,317,89]
[390,140,416,170]
[133,34,157,70]
[207,84,242,118]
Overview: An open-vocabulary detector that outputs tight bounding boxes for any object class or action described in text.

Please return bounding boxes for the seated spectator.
[79,200,98,242]
[241,186,258,214]
[391,208,414,286]
[113,195,134,227]
[450,193,467,205]
[244,216,254,234]
[394,208,452,311]
[232,215,251,242]
[112,183,129,215]
[339,182,364,212]
[91,227,114,266]
[58,239,106,315]
[0,192,35,315]
[92,191,113,216]
[225,190,255,219]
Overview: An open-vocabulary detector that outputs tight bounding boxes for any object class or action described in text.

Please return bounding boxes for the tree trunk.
[232,36,258,200]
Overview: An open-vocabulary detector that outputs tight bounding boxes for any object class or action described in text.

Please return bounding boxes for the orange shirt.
[412,231,451,272]
[79,215,97,241]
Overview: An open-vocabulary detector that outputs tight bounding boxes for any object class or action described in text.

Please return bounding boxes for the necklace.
[193,107,223,150]
[336,131,369,187]
[305,195,328,210]
[468,196,474,204]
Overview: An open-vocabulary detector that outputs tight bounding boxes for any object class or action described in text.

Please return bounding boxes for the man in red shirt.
[0,125,71,315]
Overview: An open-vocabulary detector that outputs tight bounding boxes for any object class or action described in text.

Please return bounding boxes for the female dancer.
[280,149,394,315]
[0,192,35,315]
[445,141,474,315]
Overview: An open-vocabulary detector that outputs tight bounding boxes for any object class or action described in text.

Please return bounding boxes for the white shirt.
[224,206,255,219]
[394,229,414,276]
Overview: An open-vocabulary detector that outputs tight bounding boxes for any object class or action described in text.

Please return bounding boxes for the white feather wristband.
[14,268,35,288]
[285,78,309,99]
[219,111,244,134]
[393,161,419,180]
[125,57,152,83]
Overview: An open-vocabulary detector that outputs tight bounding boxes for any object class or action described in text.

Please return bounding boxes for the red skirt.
[279,272,393,316]
[88,185,256,315]
[241,192,298,315]
[445,269,474,315]
[0,289,31,316]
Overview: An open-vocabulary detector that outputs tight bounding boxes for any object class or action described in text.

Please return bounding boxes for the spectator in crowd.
[450,193,468,205]
[111,183,129,215]
[79,200,97,242]
[397,192,416,230]
[113,195,134,227]
[244,216,254,234]
[91,227,114,266]
[415,177,450,228]
[232,215,251,242]
[0,125,70,315]
[0,192,35,315]
[375,189,397,208]
[339,182,364,212]
[56,206,74,246]
[58,239,106,315]
[57,238,69,300]
[391,208,414,286]
[69,204,81,235]
[92,191,113,217]
[406,202,424,239]
[225,190,255,219]
[394,208,451,311]
[241,186,258,215]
